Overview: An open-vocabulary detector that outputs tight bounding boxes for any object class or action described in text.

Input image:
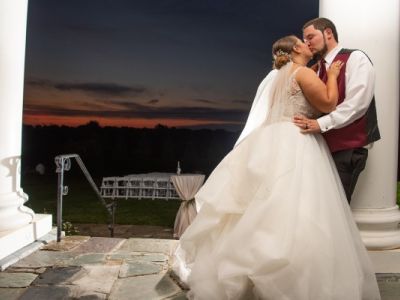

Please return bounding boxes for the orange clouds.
[23,114,235,128]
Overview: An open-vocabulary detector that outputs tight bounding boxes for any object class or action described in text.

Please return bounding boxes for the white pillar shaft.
[0,0,34,231]
[319,0,400,249]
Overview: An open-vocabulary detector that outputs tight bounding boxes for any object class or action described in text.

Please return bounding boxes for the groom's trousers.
[332,148,368,204]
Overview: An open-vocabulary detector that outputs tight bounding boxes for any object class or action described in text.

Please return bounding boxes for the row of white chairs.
[100,175,179,200]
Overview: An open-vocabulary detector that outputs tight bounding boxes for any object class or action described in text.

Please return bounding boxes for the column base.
[368,248,400,273]
[352,206,400,250]
[0,190,35,231]
[0,213,52,260]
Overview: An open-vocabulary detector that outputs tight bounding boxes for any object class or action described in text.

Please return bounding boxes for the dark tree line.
[21,121,240,178]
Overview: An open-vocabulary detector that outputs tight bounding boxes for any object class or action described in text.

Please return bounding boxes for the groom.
[293,17,380,203]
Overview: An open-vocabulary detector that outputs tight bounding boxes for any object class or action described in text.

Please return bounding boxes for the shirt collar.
[324,44,342,65]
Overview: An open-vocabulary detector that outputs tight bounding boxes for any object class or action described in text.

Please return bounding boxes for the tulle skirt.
[173,121,380,300]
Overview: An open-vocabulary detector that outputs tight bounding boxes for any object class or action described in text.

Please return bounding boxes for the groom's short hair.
[303,18,339,43]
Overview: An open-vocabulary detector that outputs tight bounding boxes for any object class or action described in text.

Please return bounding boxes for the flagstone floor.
[0,235,398,299]
[0,236,186,299]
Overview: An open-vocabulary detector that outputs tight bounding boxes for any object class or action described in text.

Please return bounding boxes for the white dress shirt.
[317,45,376,133]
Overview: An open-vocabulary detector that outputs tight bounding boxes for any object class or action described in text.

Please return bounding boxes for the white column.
[0,0,35,231]
[319,0,400,249]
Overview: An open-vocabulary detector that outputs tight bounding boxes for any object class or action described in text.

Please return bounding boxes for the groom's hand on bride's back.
[293,115,321,134]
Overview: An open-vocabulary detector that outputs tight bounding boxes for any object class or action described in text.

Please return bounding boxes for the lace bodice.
[266,67,321,125]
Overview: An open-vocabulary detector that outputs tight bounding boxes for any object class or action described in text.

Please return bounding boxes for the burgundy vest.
[320,49,380,153]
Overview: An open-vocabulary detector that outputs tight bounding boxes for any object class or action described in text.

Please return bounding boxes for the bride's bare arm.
[295,61,343,113]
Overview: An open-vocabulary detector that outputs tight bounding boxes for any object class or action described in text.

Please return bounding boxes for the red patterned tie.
[319,59,327,82]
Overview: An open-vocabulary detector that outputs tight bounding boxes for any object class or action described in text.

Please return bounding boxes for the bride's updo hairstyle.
[272,35,298,69]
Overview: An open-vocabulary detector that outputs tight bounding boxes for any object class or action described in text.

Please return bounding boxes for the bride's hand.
[327,60,343,78]
[293,115,321,134]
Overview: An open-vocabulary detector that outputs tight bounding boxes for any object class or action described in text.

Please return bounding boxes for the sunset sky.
[23,0,318,130]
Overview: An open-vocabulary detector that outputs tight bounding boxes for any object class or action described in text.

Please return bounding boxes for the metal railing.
[55,154,115,242]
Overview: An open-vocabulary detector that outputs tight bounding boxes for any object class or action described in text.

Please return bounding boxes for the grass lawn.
[21,174,400,228]
[21,173,181,227]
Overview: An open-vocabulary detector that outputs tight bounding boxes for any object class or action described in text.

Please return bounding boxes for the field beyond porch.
[21,173,400,239]
[21,173,181,238]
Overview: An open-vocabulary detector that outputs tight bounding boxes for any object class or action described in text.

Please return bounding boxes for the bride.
[173,35,381,300]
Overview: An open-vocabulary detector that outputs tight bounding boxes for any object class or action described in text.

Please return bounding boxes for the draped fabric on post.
[172,174,205,238]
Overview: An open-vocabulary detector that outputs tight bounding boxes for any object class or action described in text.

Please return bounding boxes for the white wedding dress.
[173,63,381,300]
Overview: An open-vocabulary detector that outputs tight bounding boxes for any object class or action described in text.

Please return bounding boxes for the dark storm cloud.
[193,99,218,104]
[158,106,246,121]
[148,99,159,105]
[26,79,53,88]
[54,82,146,96]
[104,99,247,121]
[26,78,147,96]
